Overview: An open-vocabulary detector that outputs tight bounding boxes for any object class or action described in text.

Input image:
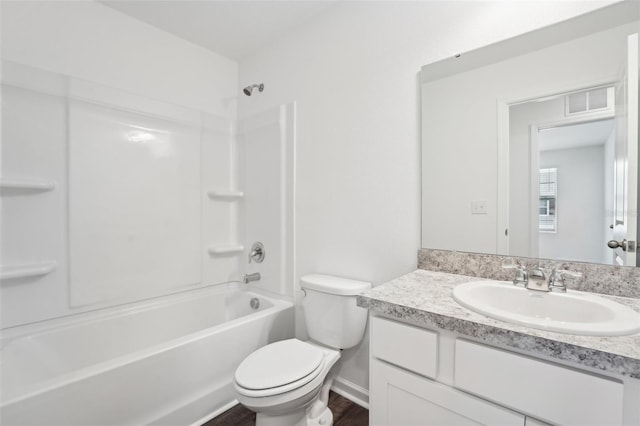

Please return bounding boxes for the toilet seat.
[235,339,325,398]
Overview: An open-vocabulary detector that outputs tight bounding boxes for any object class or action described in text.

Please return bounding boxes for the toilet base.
[255,405,334,426]
[307,406,333,426]
[256,410,307,426]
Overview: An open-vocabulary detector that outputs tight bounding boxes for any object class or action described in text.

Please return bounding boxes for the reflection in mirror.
[508,88,616,265]
[421,2,639,267]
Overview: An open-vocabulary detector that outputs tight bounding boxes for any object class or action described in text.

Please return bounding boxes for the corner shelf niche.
[1,178,56,192]
[1,262,57,280]
[207,245,244,256]
[207,190,244,201]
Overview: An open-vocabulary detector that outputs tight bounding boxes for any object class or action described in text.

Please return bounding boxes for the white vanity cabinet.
[369,315,634,426]
[371,359,525,425]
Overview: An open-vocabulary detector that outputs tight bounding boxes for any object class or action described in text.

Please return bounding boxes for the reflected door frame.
[496,75,619,256]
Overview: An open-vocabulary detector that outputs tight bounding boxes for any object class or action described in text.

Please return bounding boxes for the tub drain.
[250,297,260,310]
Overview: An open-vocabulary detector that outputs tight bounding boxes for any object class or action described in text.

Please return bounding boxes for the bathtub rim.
[1,282,289,340]
[1,285,293,406]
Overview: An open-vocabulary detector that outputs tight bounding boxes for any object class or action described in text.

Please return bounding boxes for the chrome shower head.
[243,83,264,96]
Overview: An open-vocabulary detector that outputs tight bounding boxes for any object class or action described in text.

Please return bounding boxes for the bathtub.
[0,284,294,425]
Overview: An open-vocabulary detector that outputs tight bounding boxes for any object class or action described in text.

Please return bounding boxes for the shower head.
[243,83,264,96]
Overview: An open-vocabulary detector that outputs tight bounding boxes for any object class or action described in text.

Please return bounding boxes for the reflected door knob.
[607,239,627,251]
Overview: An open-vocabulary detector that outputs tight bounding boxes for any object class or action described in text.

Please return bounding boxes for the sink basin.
[452,280,640,336]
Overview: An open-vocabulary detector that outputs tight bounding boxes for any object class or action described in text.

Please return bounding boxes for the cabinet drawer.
[371,359,524,426]
[454,339,624,426]
[371,316,438,379]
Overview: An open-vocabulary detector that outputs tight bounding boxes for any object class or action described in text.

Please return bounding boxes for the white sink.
[452,280,640,336]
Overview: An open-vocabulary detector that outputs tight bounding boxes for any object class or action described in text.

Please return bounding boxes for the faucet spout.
[243,272,261,285]
[526,267,549,292]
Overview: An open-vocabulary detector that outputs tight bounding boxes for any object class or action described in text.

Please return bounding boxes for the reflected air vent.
[565,87,613,116]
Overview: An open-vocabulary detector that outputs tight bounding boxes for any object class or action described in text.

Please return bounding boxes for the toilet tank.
[300,274,372,350]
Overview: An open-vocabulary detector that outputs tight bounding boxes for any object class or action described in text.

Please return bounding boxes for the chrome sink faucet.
[503,265,581,292]
[526,267,549,292]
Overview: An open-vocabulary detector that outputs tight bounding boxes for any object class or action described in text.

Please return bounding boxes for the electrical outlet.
[471,200,488,215]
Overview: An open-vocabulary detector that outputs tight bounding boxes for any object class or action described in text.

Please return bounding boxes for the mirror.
[421,2,639,267]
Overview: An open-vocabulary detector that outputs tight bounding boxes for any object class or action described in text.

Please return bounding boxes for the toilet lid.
[235,339,324,390]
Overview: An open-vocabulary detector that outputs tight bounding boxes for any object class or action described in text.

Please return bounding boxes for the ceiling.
[539,118,615,152]
[101,0,339,61]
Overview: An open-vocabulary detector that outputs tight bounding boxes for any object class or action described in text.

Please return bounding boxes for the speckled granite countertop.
[357,269,640,379]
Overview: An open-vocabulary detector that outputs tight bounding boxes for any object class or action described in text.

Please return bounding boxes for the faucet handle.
[502,264,528,286]
[248,242,265,263]
[549,269,582,292]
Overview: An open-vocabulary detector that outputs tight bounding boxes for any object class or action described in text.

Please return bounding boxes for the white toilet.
[234,274,371,426]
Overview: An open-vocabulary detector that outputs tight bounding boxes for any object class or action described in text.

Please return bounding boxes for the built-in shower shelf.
[0,262,57,280]
[1,178,56,192]
[207,190,244,200]
[207,245,244,256]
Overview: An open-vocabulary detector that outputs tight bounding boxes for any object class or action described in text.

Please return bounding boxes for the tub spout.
[243,273,261,285]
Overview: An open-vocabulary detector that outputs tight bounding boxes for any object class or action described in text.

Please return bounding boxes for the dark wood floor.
[204,391,368,426]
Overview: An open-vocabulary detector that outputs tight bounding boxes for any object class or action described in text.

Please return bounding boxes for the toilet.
[234,274,371,426]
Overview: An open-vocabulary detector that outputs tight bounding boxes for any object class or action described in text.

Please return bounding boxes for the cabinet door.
[454,339,624,426]
[371,359,524,426]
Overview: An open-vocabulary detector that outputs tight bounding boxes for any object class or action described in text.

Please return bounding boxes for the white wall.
[1,1,240,327]
[237,1,617,397]
[539,145,606,263]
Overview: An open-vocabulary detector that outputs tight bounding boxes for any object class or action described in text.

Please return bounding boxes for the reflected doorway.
[537,119,615,264]
[508,86,619,264]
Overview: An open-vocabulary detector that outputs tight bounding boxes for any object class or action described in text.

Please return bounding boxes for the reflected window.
[539,168,557,233]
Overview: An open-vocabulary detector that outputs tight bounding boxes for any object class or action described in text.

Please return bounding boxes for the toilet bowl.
[234,339,340,426]
[233,274,371,426]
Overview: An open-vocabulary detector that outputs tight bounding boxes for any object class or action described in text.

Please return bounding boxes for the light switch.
[471,200,488,214]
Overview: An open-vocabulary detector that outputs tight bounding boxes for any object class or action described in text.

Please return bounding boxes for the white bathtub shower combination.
[1,59,297,425]
[1,284,294,425]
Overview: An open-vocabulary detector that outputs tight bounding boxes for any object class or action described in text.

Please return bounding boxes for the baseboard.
[331,376,369,409]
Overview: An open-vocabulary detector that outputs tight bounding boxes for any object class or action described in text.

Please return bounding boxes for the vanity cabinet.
[369,316,631,426]
[371,359,525,425]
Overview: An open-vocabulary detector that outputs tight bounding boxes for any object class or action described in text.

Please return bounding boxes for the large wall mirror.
[421,1,639,267]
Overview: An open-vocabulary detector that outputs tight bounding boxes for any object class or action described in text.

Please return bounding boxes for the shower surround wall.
[0,1,240,327]
[2,62,243,326]
[239,103,296,299]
